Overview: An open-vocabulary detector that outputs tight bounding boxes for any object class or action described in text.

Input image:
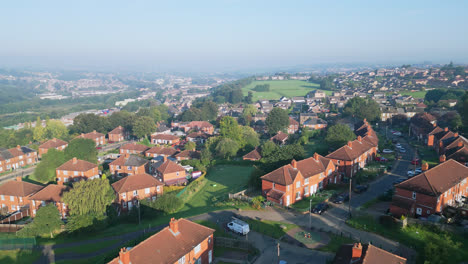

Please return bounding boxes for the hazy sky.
[1,0,468,72]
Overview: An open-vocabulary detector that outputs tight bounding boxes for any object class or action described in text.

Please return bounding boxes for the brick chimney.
[357,136,362,142]
[347,141,353,148]
[439,155,446,163]
[169,218,179,235]
[454,132,459,138]
[458,141,464,148]
[16,176,22,182]
[119,248,131,264]
[352,243,363,259]
[16,145,21,150]
[291,159,297,169]
[72,157,77,164]
[314,152,319,161]
[422,162,429,171]
[53,138,57,142]
[433,123,437,127]
[444,127,449,132]
[93,130,97,133]
[125,153,130,159]
[163,155,167,162]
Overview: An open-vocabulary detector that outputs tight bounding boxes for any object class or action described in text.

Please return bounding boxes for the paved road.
[0,166,36,184]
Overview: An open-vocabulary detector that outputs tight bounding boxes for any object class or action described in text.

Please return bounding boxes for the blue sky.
[1,0,467,72]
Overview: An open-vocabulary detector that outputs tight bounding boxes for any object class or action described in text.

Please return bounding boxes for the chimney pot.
[169,218,179,234]
[422,162,429,171]
[357,136,362,142]
[119,247,131,264]
[16,176,22,182]
[352,243,363,259]
[16,145,21,150]
[444,127,449,132]
[454,132,459,138]
[439,155,446,163]
[72,157,77,164]
[314,152,319,161]
[291,159,297,169]
[433,123,437,127]
[93,130,96,133]
[458,141,464,148]
[347,141,353,148]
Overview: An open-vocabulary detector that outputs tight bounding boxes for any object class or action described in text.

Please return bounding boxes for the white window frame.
[133,190,138,196]
[194,243,201,254]
[122,193,126,199]
[178,255,186,264]
[10,196,14,202]
[74,171,78,176]
[145,188,150,194]
[304,178,309,185]
[296,181,300,188]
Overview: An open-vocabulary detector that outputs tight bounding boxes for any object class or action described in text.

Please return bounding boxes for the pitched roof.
[243,148,262,160]
[151,134,180,141]
[146,146,178,156]
[108,126,125,135]
[270,131,288,142]
[0,180,43,197]
[396,159,468,196]
[174,150,200,159]
[112,173,163,194]
[0,148,14,160]
[120,143,150,152]
[7,146,36,157]
[108,219,214,264]
[186,132,210,139]
[266,189,285,200]
[29,184,68,202]
[326,136,375,161]
[56,158,97,172]
[110,154,149,167]
[187,121,213,128]
[78,130,105,139]
[333,243,407,264]
[39,138,68,149]
[289,117,299,126]
[157,160,185,174]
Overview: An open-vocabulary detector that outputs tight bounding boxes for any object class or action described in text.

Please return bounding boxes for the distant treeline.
[252,84,270,92]
[211,77,254,104]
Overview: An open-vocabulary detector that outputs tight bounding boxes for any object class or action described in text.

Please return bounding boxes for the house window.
[19,197,22,203]
[33,209,36,215]
[63,171,68,175]
[176,172,179,176]
[328,169,332,176]
[296,181,300,188]
[296,191,301,200]
[304,186,309,196]
[0,195,3,201]
[287,186,290,191]
[64,177,69,182]
[178,256,186,264]
[63,203,66,209]
[133,190,138,196]
[41,201,46,206]
[427,210,430,215]
[196,259,201,264]
[304,178,309,185]
[123,202,127,208]
[32,200,36,206]
[194,243,201,254]
[412,192,416,199]
[127,166,132,170]
[122,193,126,199]
[145,188,150,194]
[74,171,78,176]
[10,196,14,202]
[11,205,15,211]
[156,186,160,192]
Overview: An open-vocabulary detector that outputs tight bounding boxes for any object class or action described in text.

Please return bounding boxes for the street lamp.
[309,197,313,230]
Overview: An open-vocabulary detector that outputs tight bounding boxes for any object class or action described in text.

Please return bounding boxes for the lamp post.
[309,197,313,230]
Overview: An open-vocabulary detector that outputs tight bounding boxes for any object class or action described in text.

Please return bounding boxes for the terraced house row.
[0,145,38,173]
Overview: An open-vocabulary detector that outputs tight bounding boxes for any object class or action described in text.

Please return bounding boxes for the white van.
[227,218,250,235]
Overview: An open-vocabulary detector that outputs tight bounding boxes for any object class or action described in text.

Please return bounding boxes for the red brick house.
[119,143,150,155]
[174,150,201,161]
[156,159,187,185]
[111,173,164,211]
[270,131,288,145]
[38,138,68,158]
[108,126,129,142]
[173,121,214,135]
[29,183,69,219]
[109,154,149,176]
[410,113,436,141]
[0,177,43,214]
[108,218,214,264]
[151,134,180,145]
[287,117,299,134]
[261,153,337,206]
[390,159,468,218]
[77,130,106,146]
[0,146,38,173]
[243,148,262,161]
[145,146,178,158]
[333,243,407,264]
[56,157,99,183]
[302,117,328,130]
[187,132,211,144]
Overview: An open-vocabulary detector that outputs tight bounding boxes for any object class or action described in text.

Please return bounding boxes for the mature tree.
[63,178,115,217]
[245,91,253,104]
[242,126,260,149]
[133,116,156,139]
[152,193,183,214]
[243,104,258,119]
[459,92,468,132]
[320,79,334,90]
[215,138,239,158]
[108,110,135,132]
[343,97,381,122]
[230,89,244,104]
[200,147,213,165]
[438,111,463,131]
[265,107,290,134]
[325,124,356,149]
[33,116,46,142]
[137,107,162,123]
[184,141,196,151]
[180,108,203,122]
[34,149,67,182]
[46,120,68,140]
[260,140,278,157]
[219,116,243,143]
[64,138,98,163]
[69,113,109,134]
[18,204,62,238]
[199,101,218,121]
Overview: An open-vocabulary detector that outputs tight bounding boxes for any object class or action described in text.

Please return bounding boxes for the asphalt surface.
[0,166,36,184]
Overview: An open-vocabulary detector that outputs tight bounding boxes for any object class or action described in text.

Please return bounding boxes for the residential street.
[0,166,36,184]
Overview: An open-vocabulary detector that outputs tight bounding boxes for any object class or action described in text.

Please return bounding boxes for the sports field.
[242,80,331,101]
[399,90,427,99]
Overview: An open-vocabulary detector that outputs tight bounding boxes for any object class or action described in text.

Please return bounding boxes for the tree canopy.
[34,149,67,182]
[343,97,381,122]
[133,116,156,138]
[18,204,62,238]
[64,138,98,163]
[325,124,356,149]
[265,107,290,135]
[215,138,239,158]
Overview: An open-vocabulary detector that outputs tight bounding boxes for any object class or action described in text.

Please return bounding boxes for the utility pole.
[309,198,312,230]
[348,163,353,219]
[277,241,280,264]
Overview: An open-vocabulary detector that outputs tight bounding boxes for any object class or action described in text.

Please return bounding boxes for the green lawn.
[195,220,232,238]
[245,219,298,239]
[53,239,119,255]
[318,234,355,253]
[0,249,42,264]
[399,90,427,99]
[242,80,331,101]
[290,193,331,213]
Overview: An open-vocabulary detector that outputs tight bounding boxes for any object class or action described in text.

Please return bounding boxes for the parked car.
[392,131,402,136]
[382,149,394,154]
[332,193,349,204]
[399,148,406,153]
[375,156,388,162]
[395,143,402,149]
[312,202,329,215]
[407,170,415,177]
[353,185,369,193]
[227,218,250,235]
[411,158,420,165]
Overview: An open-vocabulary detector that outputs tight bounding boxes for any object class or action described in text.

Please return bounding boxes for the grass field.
[242,80,330,101]
[398,90,427,99]
[0,249,42,264]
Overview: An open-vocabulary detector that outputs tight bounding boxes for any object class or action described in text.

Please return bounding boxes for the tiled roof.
[267,189,285,200]
[270,131,288,142]
[333,243,407,264]
[39,138,68,149]
[6,146,36,157]
[174,150,201,159]
[157,160,185,174]
[396,159,468,196]
[78,130,105,139]
[187,121,213,128]
[112,173,163,194]
[56,158,97,172]
[289,117,299,126]
[108,126,124,135]
[186,132,210,139]
[29,184,68,202]
[243,148,262,160]
[108,218,214,264]
[0,148,14,160]
[146,146,178,156]
[110,154,148,167]
[120,143,150,152]
[151,134,180,140]
[326,136,375,161]
[0,180,43,197]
